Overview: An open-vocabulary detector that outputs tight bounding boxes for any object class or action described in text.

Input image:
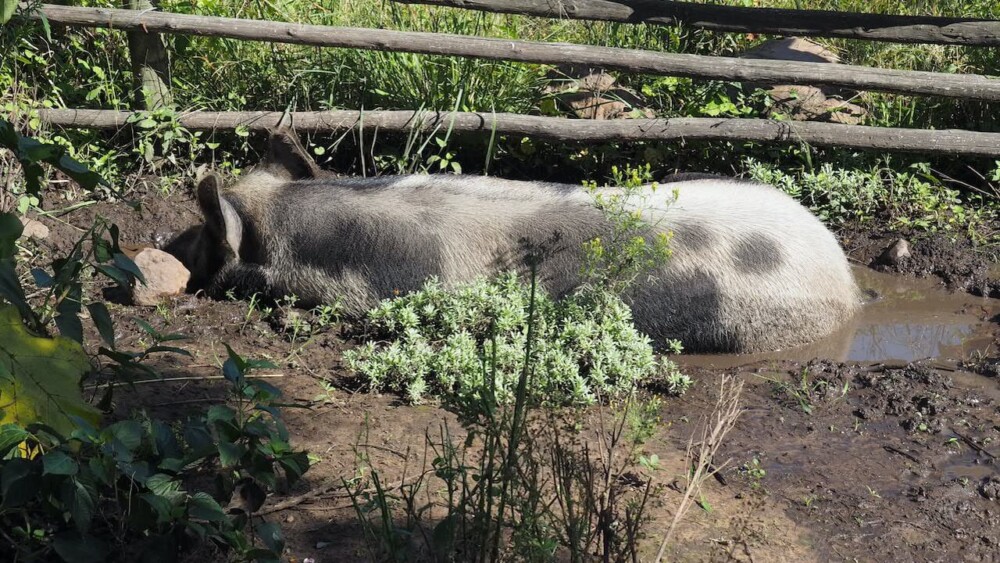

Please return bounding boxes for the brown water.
[680,267,1000,369]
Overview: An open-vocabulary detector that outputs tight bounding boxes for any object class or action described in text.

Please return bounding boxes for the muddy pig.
[168,130,860,353]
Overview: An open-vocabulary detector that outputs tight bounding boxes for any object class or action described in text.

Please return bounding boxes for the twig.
[260,472,430,515]
[85,373,285,390]
[951,429,997,460]
[158,397,226,406]
[655,375,744,562]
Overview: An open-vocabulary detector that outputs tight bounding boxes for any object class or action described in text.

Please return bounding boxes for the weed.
[345,272,666,406]
[740,457,767,490]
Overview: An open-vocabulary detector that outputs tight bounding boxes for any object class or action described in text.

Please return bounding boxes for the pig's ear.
[196,172,243,257]
[264,127,320,180]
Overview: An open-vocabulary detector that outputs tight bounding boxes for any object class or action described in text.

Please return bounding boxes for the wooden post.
[124,0,172,110]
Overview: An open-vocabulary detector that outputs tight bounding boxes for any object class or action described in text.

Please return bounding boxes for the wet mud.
[20,192,1000,562]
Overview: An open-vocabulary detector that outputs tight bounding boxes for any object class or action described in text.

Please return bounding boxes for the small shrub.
[345,273,683,405]
[744,157,984,232]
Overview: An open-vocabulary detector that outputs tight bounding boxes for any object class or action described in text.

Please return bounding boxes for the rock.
[767,85,867,125]
[738,37,867,124]
[877,239,912,267]
[130,248,191,306]
[980,477,1000,502]
[19,218,49,240]
[741,37,840,64]
[544,66,654,120]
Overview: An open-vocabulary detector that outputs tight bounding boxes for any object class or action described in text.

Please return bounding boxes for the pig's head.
[165,128,321,294]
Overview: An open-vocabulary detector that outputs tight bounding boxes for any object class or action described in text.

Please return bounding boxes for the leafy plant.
[581,163,673,297]
[347,269,662,561]
[0,304,100,435]
[0,118,106,202]
[345,272,674,406]
[0,346,309,563]
[0,127,308,562]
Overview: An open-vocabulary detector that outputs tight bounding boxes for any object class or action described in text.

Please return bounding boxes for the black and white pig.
[167,131,860,353]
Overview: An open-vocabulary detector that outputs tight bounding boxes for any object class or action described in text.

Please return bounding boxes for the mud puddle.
[680,266,1000,370]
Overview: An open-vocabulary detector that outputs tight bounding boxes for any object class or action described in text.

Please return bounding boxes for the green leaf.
[0,213,22,258]
[217,440,245,467]
[0,423,29,457]
[0,305,100,434]
[52,531,109,563]
[254,520,284,554]
[140,492,176,524]
[55,284,84,343]
[151,419,181,459]
[278,452,310,485]
[94,264,129,287]
[182,423,214,457]
[113,252,145,285]
[0,0,17,24]
[145,345,192,357]
[87,302,115,348]
[222,358,243,384]
[30,268,53,288]
[56,155,103,190]
[67,479,95,533]
[106,420,143,451]
[0,260,34,328]
[241,480,267,512]
[1,458,40,508]
[88,456,114,487]
[92,236,113,263]
[43,450,79,476]
[188,492,228,522]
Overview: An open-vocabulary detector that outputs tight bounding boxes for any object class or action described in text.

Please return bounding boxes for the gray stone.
[544,67,653,120]
[739,37,867,123]
[878,239,912,266]
[741,37,840,64]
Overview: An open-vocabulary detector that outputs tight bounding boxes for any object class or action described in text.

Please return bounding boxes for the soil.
[19,189,1000,562]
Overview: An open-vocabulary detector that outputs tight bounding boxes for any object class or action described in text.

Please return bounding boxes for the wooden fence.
[15,1,1000,157]
[396,0,1000,46]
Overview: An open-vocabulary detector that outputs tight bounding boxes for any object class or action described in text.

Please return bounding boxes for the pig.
[167,130,860,353]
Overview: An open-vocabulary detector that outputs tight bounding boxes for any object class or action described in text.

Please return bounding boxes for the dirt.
[843,226,1000,298]
[18,190,1000,562]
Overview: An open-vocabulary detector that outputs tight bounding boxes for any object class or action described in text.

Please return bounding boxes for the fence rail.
[26,4,1000,102]
[19,3,1000,158]
[38,109,1000,158]
[395,0,1000,46]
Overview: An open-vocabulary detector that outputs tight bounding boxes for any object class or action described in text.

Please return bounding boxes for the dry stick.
[395,0,1000,46]
[84,373,285,390]
[25,4,1000,101]
[38,108,1000,158]
[654,375,744,563]
[259,472,429,515]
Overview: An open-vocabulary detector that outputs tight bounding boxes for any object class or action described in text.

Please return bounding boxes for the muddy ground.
[23,189,1000,562]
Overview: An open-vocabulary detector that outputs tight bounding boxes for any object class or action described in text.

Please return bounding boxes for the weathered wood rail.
[14,2,1000,157]
[394,0,1000,46]
[25,4,1000,102]
[38,109,1000,158]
